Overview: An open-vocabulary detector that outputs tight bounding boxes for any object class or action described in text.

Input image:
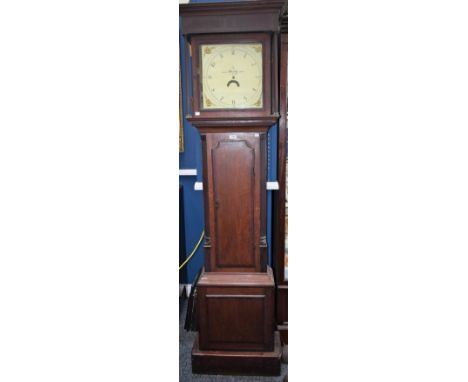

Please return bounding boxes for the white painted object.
[179,169,197,176]
[266,181,279,190]
[194,182,203,191]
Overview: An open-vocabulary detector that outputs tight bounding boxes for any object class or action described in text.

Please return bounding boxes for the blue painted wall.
[179,15,205,283]
[179,0,278,283]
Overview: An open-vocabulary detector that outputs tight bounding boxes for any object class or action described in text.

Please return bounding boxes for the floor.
[179,298,288,382]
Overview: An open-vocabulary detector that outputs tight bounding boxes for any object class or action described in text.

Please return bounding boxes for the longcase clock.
[180,0,287,376]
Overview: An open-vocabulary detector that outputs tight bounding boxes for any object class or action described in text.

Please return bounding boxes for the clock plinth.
[192,332,282,376]
[180,0,287,376]
[192,267,281,376]
[196,267,276,351]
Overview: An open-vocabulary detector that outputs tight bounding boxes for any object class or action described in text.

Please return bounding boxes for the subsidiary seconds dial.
[201,43,263,109]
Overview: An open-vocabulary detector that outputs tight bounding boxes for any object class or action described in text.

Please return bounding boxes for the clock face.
[201,43,263,109]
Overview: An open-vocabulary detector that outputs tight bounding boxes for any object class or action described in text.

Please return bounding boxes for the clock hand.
[227,79,240,87]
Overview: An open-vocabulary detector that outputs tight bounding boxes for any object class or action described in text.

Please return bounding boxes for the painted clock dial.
[201,43,263,109]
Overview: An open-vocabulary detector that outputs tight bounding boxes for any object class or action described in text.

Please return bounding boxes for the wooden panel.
[182,13,278,35]
[276,285,288,327]
[273,32,288,344]
[203,132,266,272]
[188,115,278,129]
[278,325,288,345]
[276,284,288,343]
[192,332,282,376]
[212,139,255,268]
[273,32,288,285]
[197,266,275,288]
[198,285,275,352]
[180,1,286,35]
[206,294,265,348]
[201,135,212,271]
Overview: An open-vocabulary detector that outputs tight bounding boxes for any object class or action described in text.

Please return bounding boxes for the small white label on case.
[195,111,200,116]
[229,135,237,139]
[254,133,259,137]
[266,181,280,190]
[179,169,197,176]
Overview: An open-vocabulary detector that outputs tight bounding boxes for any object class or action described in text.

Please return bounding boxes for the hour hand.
[227,79,240,87]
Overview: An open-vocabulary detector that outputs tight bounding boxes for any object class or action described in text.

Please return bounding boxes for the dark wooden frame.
[190,33,272,119]
[180,0,286,35]
[272,32,288,344]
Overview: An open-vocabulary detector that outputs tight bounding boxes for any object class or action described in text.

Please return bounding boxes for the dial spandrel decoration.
[201,43,263,109]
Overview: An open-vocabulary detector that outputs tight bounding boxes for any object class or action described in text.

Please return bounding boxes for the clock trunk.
[201,131,267,273]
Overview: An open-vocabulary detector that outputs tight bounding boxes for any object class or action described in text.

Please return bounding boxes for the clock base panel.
[191,331,282,376]
[196,267,276,352]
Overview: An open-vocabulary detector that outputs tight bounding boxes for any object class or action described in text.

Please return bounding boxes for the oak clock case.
[190,33,272,117]
[180,1,285,376]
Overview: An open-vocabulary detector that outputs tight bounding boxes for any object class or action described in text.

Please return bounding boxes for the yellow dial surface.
[201,43,263,109]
